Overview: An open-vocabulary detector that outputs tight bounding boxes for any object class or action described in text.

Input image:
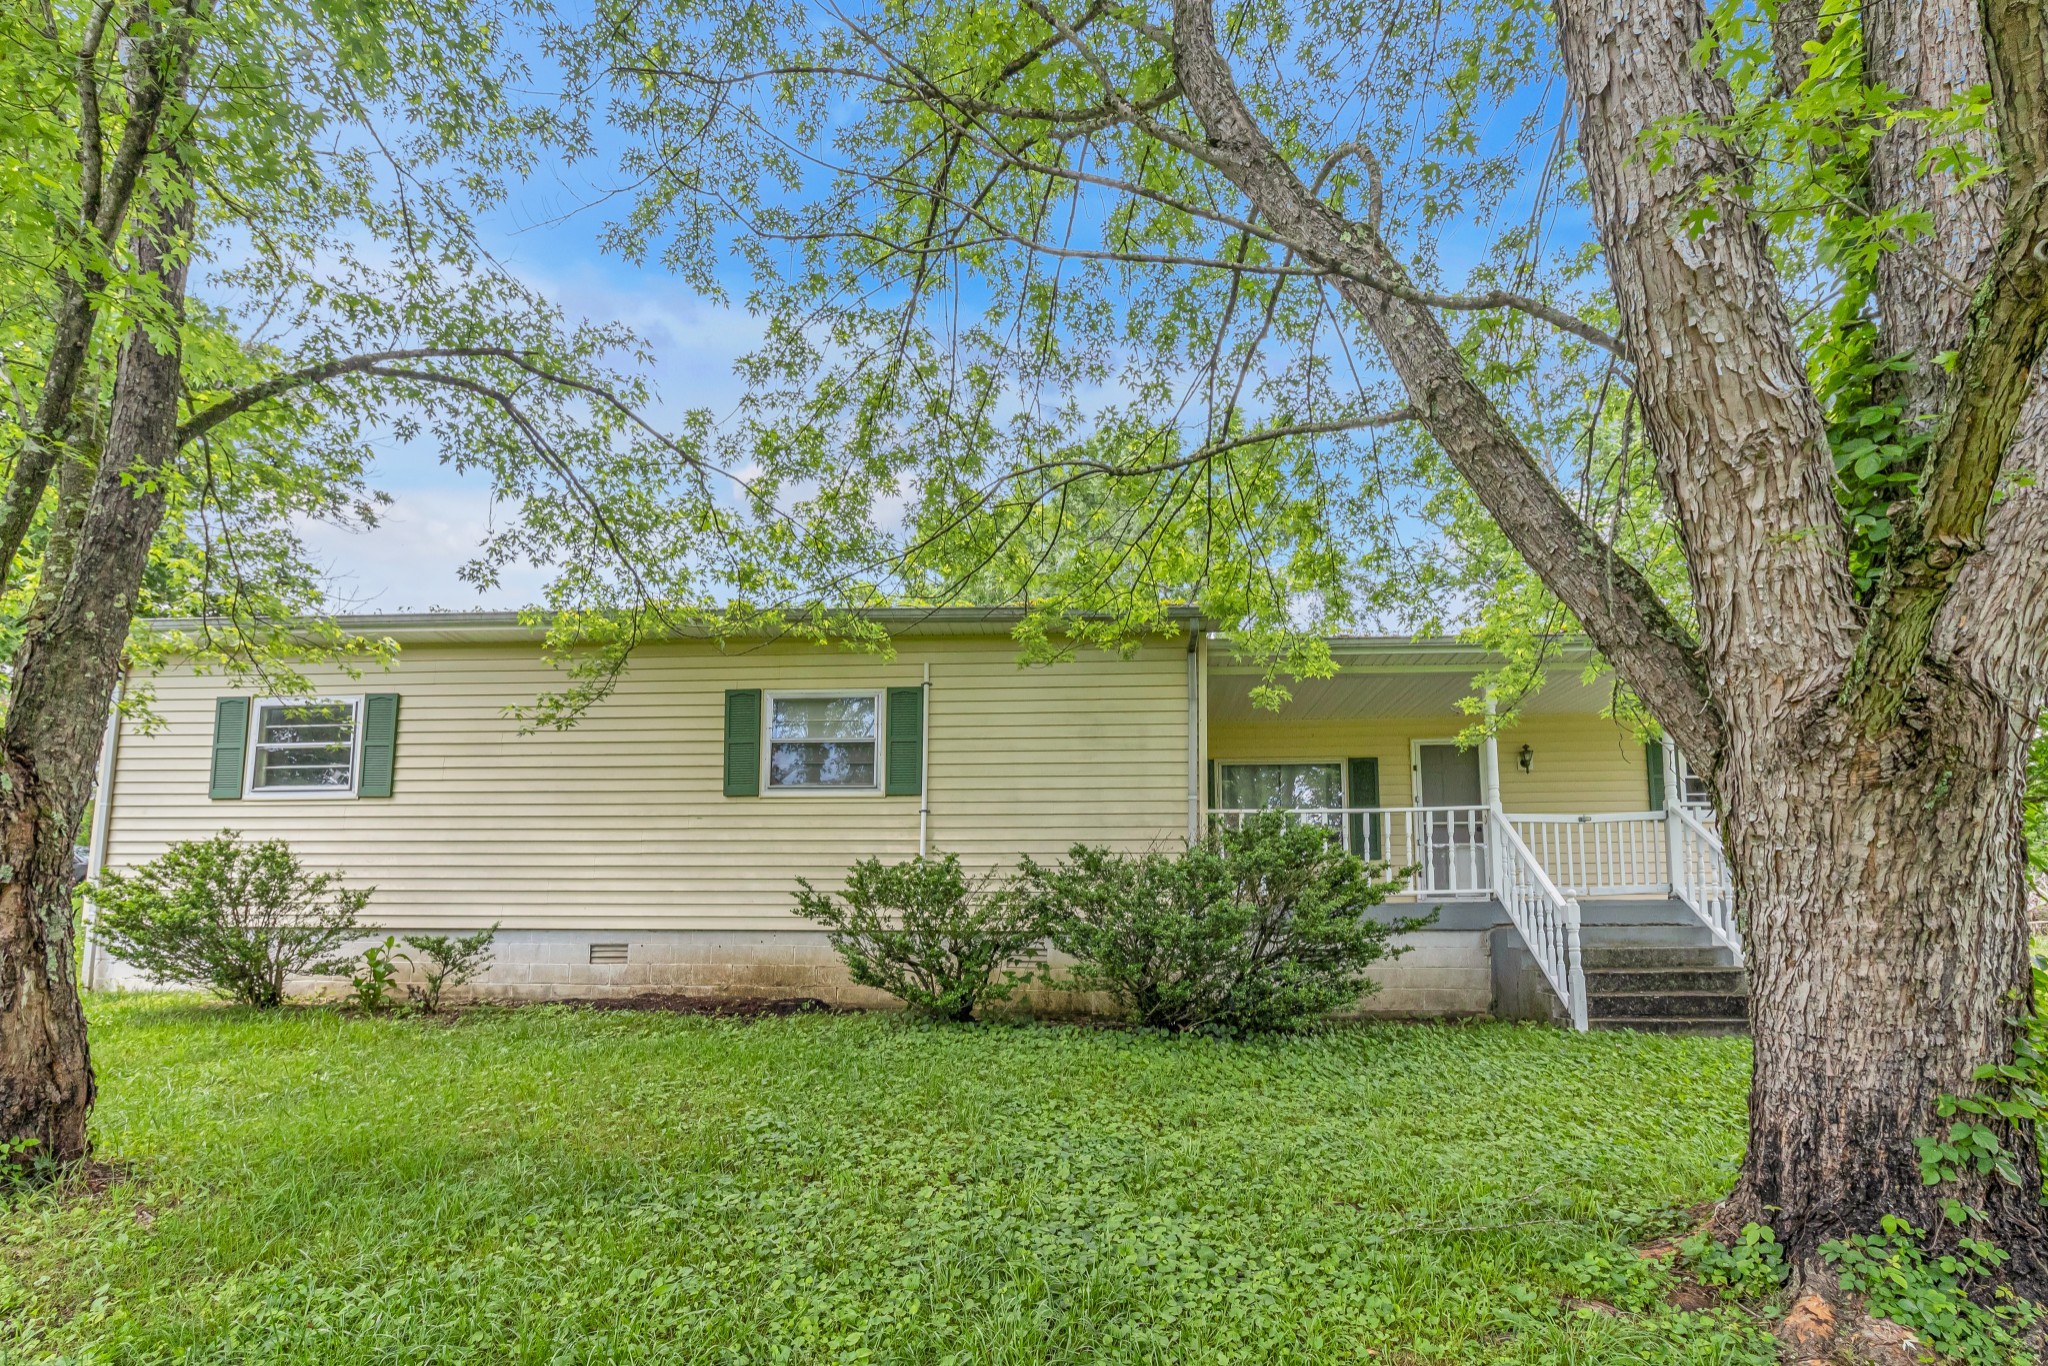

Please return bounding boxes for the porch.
[1203,638,1740,1030]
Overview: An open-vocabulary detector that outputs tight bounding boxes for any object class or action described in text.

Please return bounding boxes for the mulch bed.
[544,994,844,1018]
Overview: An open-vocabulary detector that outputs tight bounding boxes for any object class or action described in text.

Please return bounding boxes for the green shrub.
[402,925,499,1013]
[325,936,409,1013]
[792,854,1044,1021]
[1018,811,1428,1033]
[88,831,371,1008]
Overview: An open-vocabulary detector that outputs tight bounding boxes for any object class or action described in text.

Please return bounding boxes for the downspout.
[1186,631,1200,846]
[80,673,125,992]
[918,662,931,858]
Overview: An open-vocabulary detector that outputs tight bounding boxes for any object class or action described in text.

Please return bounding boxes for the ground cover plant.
[0,995,1763,1364]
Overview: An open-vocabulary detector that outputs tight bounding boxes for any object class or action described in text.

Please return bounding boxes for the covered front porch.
[1203,638,1739,1029]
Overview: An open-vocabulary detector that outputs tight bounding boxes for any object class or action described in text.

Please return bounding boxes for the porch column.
[1661,737,1683,896]
[1185,631,1200,845]
[1481,693,1503,902]
[1481,692,1503,813]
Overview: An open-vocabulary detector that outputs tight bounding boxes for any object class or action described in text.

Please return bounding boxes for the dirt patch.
[67,1159,135,1196]
[1773,1292,1938,1366]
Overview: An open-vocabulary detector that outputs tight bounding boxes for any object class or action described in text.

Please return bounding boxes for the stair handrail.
[1671,804,1742,963]
[1490,810,1589,1031]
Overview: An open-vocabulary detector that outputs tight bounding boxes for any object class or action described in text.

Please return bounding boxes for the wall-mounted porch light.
[1517,744,1534,773]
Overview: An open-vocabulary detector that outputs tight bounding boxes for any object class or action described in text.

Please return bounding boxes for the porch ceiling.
[1206,662,1620,722]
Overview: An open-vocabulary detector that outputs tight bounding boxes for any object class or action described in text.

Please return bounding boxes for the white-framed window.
[763,690,882,793]
[1676,752,1713,810]
[1217,761,1345,811]
[246,697,363,797]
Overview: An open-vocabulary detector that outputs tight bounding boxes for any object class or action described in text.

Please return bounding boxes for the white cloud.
[296,485,550,613]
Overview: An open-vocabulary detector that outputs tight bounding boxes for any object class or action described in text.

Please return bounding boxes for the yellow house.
[82,610,1741,1030]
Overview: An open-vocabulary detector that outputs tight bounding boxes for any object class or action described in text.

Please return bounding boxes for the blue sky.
[275,12,1567,617]
[291,219,767,613]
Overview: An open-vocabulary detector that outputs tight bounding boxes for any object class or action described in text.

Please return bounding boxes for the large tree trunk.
[1540,0,2048,1285]
[1720,688,2048,1283]
[0,190,192,1168]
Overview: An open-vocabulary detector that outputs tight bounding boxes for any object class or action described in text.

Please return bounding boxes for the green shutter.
[1645,738,1666,810]
[885,686,924,796]
[1207,760,1216,808]
[209,697,249,799]
[358,694,400,797]
[1347,757,1382,860]
[723,689,762,797]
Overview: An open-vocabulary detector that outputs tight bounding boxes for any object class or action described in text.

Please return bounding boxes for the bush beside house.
[1020,811,1431,1032]
[797,813,1431,1031]
[88,832,371,1008]
[792,854,1043,1021]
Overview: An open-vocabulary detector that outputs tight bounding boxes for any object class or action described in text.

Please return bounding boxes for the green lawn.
[0,997,1773,1364]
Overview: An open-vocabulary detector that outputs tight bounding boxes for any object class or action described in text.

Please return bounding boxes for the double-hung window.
[247,698,362,796]
[764,691,881,792]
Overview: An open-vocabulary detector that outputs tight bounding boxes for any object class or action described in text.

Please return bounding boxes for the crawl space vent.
[588,942,629,966]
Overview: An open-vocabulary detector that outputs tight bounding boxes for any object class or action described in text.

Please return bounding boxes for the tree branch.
[861,42,1625,353]
[1841,1,2048,729]
[176,347,543,448]
[1554,0,1862,745]
[1165,0,1720,760]
[0,0,188,599]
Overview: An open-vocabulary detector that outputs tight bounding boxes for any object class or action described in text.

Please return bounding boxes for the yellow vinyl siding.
[1209,712,1647,813]
[1493,714,1653,814]
[1208,718,1423,807]
[102,635,1192,932]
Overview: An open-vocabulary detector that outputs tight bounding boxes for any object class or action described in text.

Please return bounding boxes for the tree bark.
[1862,0,2005,428]
[0,188,193,1168]
[1721,689,2048,1282]
[1550,0,2048,1279]
[1162,0,1723,764]
[0,0,182,598]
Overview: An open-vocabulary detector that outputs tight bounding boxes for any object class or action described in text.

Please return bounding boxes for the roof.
[139,610,1602,666]
[139,606,1208,645]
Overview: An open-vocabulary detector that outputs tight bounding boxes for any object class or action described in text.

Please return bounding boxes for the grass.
[0,996,1772,1364]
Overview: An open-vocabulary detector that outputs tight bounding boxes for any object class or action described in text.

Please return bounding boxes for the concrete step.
[1586,990,1750,1019]
[1580,944,1732,969]
[1585,967,1748,994]
[1591,1016,1749,1036]
[1578,920,1722,946]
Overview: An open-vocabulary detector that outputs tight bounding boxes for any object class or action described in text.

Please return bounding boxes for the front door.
[1414,742,1486,894]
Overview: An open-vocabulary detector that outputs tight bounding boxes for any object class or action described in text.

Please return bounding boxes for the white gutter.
[79,674,124,992]
[917,662,931,858]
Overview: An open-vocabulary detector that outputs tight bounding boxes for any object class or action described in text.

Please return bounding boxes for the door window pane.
[251,701,358,791]
[1415,743,1483,806]
[768,694,878,789]
[1218,762,1344,810]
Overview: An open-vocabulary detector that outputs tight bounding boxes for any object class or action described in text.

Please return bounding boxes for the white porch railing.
[1671,805,1742,963]
[1211,806,1494,898]
[1507,812,1669,897]
[1210,801,1743,1030]
[1490,809,1589,1030]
